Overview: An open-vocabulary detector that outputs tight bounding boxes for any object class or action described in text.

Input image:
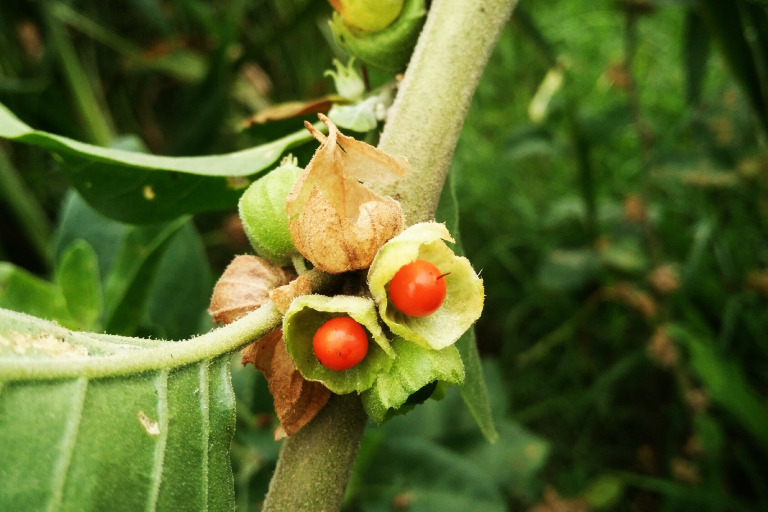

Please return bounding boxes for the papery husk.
[367,222,484,350]
[282,294,395,394]
[208,255,294,324]
[241,329,331,439]
[269,274,312,315]
[285,114,407,274]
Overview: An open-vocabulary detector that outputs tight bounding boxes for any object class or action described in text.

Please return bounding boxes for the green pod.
[367,222,484,350]
[361,336,464,423]
[329,0,426,73]
[283,294,395,394]
[238,161,303,266]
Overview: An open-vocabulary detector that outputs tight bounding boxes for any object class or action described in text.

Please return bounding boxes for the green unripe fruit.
[329,0,426,73]
[238,161,303,266]
[329,0,404,33]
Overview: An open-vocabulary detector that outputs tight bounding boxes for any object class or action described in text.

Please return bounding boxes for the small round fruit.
[388,259,448,317]
[238,163,303,266]
[312,316,369,371]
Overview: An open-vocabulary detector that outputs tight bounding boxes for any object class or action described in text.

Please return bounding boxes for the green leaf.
[0,101,315,223]
[0,263,76,328]
[0,301,283,511]
[57,239,103,331]
[435,172,498,442]
[102,218,189,335]
[361,337,465,423]
[143,222,213,339]
[353,436,507,512]
[697,0,768,135]
[456,328,499,442]
[672,325,768,456]
[54,191,202,337]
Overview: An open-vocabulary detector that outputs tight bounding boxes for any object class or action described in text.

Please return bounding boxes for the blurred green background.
[2,0,768,510]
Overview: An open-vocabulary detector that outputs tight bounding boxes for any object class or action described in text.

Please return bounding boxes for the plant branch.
[375,0,518,225]
[262,1,516,510]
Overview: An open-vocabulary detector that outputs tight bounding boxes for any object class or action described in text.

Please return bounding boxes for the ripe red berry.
[312,316,369,371]
[388,259,448,317]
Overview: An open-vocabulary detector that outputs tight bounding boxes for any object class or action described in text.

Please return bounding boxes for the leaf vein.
[146,370,169,512]
[46,377,88,512]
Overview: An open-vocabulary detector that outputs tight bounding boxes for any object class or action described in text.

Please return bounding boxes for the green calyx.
[282,294,395,394]
[361,336,465,423]
[330,0,405,33]
[329,0,426,73]
[367,222,485,350]
[238,158,303,266]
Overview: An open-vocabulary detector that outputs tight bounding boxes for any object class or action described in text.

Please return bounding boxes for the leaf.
[455,328,499,442]
[435,171,498,442]
[0,263,77,329]
[672,325,768,456]
[0,101,315,223]
[352,436,507,512]
[143,222,214,339]
[54,193,210,337]
[57,239,103,331]
[241,95,345,127]
[0,301,283,511]
[361,337,465,423]
[697,0,768,135]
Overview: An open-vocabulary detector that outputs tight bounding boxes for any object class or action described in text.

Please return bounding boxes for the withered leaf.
[269,274,312,314]
[285,114,408,273]
[241,95,346,128]
[242,329,331,439]
[208,255,294,324]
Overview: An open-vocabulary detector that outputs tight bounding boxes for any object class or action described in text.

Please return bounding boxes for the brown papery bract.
[285,114,408,273]
[242,329,331,440]
[208,255,294,324]
[269,274,312,315]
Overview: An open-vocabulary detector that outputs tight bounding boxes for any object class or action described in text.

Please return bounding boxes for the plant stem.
[262,393,367,511]
[262,1,516,510]
[375,0,518,225]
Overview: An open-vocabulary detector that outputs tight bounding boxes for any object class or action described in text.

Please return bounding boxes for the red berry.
[312,316,369,371]
[388,260,448,317]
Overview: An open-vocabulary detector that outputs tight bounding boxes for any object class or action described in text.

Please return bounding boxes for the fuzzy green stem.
[262,1,516,511]
[262,393,368,511]
[375,0,518,224]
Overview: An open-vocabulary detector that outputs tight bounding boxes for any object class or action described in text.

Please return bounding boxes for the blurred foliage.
[1,0,768,510]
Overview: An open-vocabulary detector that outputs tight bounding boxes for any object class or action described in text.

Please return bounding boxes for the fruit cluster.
[235,118,483,426]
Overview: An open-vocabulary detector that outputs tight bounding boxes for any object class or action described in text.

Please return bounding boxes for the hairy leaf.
[0,303,283,511]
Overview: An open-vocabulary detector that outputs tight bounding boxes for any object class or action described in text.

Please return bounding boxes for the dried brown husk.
[208,255,294,324]
[285,114,408,273]
[241,329,331,439]
[269,274,312,314]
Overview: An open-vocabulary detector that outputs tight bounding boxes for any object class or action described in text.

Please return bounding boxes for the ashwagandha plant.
[0,1,516,510]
